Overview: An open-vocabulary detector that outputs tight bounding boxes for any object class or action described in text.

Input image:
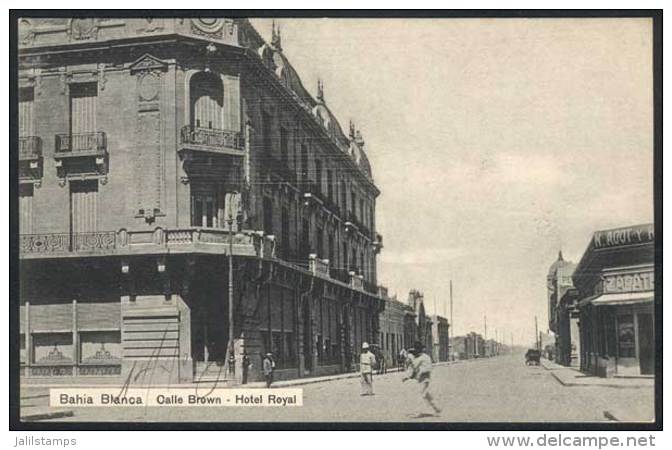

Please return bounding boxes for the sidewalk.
[540,359,654,389]
[245,360,457,388]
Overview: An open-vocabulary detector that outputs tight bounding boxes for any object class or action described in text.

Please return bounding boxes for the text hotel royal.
[50,389,303,407]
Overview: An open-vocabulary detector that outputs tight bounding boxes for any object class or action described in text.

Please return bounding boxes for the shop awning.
[582,292,654,307]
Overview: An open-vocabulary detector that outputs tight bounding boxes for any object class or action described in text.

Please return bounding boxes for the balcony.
[180,126,245,156]
[55,132,107,157]
[19,136,43,185]
[329,267,350,284]
[19,136,42,161]
[19,228,276,260]
[302,181,325,208]
[20,232,116,255]
[54,132,108,184]
[308,254,330,278]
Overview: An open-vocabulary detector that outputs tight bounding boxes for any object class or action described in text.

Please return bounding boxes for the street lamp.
[227,212,235,376]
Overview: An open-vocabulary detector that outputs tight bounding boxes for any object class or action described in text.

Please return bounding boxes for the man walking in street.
[402,341,442,415]
[360,342,376,396]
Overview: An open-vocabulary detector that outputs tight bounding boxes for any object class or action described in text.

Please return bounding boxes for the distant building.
[408,290,433,353]
[574,224,655,377]
[546,251,577,366]
[453,332,484,359]
[430,315,449,362]
[378,289,413,367]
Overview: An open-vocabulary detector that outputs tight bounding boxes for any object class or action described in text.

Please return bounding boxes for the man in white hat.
[360,342,377,396]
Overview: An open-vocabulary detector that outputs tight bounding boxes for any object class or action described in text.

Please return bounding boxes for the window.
[343,242,348,270]
[190,72,224,130]
[301,144,308,182]
[19,87,34,137]
[33,333,73,365]
[351,190,357,217]
[79,331,122,374]
[262,111,272,155]
[316,226,324,259]
[360,199,365,223]
[263,197,273,235]
[70,180,98,233]
[19,184,34,234]
[328,234,334,264]
[327,170,333,200]
[280,127,288,164]
[191,186,239,229]
[69,83,97,138]
[340,180,347,213]
[281,207,290,258]
[301,219,310,259]
[315,159,322,193]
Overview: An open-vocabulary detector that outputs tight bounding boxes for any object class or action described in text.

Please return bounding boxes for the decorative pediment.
[129,54,169,74]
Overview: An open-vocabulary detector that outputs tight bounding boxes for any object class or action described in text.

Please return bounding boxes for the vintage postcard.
[11,12,661,429]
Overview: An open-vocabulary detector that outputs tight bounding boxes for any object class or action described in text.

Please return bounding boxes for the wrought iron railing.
[329,268,350,284]
[181,126,244,150]
[20,232,116,254]
[55,132,107,153]
[19,228,277,259]
[19,136,42,159]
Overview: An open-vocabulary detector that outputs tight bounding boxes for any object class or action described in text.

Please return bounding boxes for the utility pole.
[484,315,487,340]
[535,316,539,351]
[227,213,235,377]
[450,280,454,361]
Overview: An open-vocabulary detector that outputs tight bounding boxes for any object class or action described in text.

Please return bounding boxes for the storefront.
[573,224,655,377]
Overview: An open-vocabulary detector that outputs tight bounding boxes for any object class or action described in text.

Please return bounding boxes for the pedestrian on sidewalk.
[242,352,251,385]
[360,342,377,396]
[263,352,275,388]
[399,348,407,370]
[402,341,442,415]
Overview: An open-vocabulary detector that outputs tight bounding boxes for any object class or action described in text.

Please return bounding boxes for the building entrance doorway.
[190,266,229,365]
[302,297,312,374]
[638,313,654,375]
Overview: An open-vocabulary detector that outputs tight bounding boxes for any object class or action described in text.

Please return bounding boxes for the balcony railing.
[180,126,244,151]
[19,228,276,259]
[20,232,116,254]
[308,254,330,277]
[329,267,350,284]
[55,132,107,154]
[19,136,42,160]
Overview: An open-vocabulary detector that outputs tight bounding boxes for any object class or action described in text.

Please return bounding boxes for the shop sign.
[593,224,654,249]
[603,271,654,293]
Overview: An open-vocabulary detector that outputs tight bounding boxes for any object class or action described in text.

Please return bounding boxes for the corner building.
[574,224,655,377]
[18,18,385,384]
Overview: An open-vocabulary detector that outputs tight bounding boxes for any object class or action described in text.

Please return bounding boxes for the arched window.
[190,72,224,130]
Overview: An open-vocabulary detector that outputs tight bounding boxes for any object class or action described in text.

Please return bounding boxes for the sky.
[251,18,654,345]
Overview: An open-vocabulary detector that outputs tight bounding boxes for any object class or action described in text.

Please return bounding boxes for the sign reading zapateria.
[50,388,302,407]
[603,271,654,293]
[593,224,654,249]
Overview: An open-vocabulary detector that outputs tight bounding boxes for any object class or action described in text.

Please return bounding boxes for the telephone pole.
[450,280,454,361]
[534,316,539,351]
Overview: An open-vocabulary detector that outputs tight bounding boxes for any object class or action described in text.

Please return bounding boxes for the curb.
[548,368,653,389]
